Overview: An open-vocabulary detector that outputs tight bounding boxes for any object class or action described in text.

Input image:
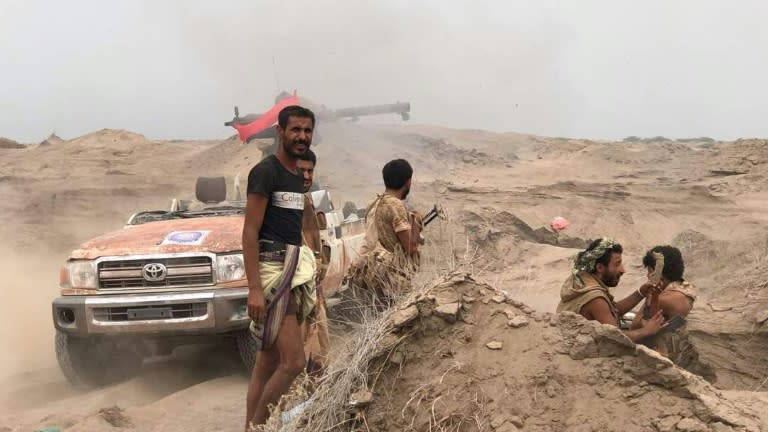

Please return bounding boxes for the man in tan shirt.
[350,159,422,305]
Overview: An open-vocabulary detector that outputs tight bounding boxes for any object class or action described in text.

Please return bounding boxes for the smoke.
[4,1,768,141]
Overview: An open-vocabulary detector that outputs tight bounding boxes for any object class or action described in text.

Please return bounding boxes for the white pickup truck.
[52,177,365,387]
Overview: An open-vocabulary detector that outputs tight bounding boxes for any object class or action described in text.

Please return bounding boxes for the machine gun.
[329,102,410,122]
[224,91,411,145]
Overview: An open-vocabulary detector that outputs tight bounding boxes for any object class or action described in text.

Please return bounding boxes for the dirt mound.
[349,274,768,432]
[38,133,65,147]
[461,209,586,249]
[0,137,24,149]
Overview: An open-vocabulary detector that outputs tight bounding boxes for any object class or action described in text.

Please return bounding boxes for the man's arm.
[392,203,417,255]
[243,193,268,322]
[582,297,665,342]
[396,229,418,255]
[614,282,660,316]
[614,290,646,316]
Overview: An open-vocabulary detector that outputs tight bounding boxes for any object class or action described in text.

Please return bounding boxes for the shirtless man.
[557,237,665,342]
[631,246,699,365]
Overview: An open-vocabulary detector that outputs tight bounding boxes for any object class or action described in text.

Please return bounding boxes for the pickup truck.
[52,176,365,387]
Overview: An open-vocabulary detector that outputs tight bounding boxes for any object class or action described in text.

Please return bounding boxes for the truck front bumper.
[52,288,250,336]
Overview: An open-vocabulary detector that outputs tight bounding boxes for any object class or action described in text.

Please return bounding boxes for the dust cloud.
[0,243,62,378]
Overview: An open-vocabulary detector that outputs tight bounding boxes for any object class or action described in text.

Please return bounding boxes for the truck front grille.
[98,256,214,289]
[92,303,208,322]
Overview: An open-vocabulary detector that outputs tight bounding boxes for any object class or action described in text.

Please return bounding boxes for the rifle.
[413,204,446,246]
[647,252,665,316]
[422,204,446,227]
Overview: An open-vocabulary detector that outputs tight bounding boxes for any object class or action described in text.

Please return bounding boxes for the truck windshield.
[127,204,245,225]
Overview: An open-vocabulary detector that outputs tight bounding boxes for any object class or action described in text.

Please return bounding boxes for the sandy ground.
[1,124,767,430]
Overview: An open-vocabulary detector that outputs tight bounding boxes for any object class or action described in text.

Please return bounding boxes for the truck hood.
[70,216,244,260]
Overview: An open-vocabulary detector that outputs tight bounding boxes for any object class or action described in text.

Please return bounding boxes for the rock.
[496,423,519,432]
[503,308,517,320]
[490,413,509,428]
[508,316,530,328]
[388,305,419,328]
[509,299,523,307]
[509,415,524,428]
[435,290,460,306]
[434,303,460,323]
[619,376,638,387]
[654,415,682,432]
[462,295,477,304]
[492,295,506,304]
[349,390,374,407]
[676,418,707,432]
[479,289,488,296]
[630,346,689,391]
[569,334,598,360]
[482,298,491,305]
[593,323,635,357]
[521,305,535,314]
[558,312,634,359]
[389,351,405,365]
[710,422,735,432]
[622,386,646,399]
[755,309,768,324]
[486,341,503,350]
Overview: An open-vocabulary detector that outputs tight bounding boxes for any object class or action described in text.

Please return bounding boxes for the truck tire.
[55,331,142,388]
[234,329,257,374]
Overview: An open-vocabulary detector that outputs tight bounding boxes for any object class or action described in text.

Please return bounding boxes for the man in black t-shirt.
[243,105,316,428]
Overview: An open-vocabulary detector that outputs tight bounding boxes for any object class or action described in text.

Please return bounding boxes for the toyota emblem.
[142,263,167,282]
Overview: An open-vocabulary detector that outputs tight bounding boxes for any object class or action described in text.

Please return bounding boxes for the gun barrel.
[331,102,411,119]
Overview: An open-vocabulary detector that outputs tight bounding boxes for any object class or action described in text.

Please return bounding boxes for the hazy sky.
[2,0,768,142]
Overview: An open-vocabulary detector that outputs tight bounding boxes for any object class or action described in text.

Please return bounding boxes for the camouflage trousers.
[655,327,714,380]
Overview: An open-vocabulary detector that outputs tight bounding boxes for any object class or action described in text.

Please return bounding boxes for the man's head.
[382,159,413,199]
[575,238,625,287]
[642,245,684,287]
[276,105,315,159]
[297,149,316,193]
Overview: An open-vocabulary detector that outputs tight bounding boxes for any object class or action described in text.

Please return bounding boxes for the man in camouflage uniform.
[348,159,422,307]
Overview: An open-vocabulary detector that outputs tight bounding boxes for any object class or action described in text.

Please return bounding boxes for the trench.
[689,329,768,391]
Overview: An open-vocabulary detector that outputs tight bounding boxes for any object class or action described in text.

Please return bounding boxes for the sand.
[1,123,767,431]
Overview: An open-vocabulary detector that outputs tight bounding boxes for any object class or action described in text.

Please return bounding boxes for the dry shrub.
[261,220,481,431]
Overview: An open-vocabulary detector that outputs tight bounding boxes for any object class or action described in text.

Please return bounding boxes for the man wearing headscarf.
[556,237,665,342]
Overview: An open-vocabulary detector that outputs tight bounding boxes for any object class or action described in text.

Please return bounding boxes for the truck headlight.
[62,260,98,289]
[216,254,245,283]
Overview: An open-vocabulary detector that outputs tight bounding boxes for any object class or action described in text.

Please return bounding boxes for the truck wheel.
[234,330,257,374]
[55,331,142,388]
